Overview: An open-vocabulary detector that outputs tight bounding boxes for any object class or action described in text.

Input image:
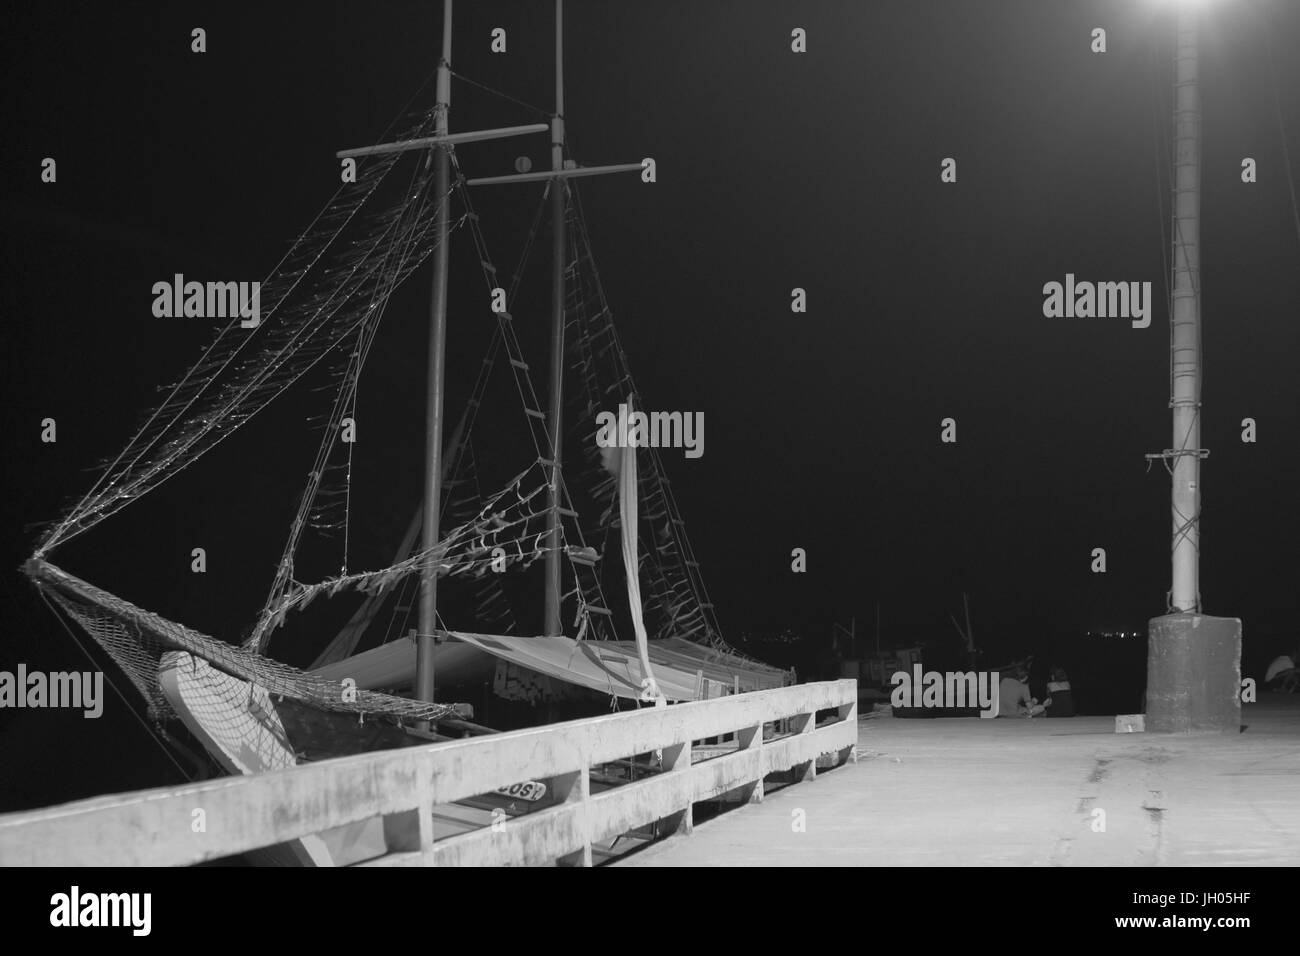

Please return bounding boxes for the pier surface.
[619,696,1300,866]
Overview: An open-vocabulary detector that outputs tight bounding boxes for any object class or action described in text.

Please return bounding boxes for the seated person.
[999,668,1044,717]
[1044,666,1075,717]
[1028,661,1051,706]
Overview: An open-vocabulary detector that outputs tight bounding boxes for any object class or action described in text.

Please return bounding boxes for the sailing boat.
[24,1,784,864]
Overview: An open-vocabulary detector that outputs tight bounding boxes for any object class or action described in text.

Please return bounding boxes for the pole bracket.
[1144,448,1210,476]
[1144,449,1210,460]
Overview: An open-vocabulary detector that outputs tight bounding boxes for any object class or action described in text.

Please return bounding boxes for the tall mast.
[448,0,641,636]
[1168,0,1202,613]
[542,0,566,636]
[416,0,454,706]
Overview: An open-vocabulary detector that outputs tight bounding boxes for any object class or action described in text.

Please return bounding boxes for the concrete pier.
[620,695,1300,867]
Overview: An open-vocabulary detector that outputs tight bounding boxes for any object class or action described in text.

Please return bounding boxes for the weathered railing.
[0,679,857,866]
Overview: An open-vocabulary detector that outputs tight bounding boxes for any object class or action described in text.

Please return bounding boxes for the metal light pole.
[1146,0,1241,734]
[1168,0,1202,614]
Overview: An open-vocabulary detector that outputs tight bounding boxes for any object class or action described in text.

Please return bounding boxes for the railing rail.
[0,679,857,866]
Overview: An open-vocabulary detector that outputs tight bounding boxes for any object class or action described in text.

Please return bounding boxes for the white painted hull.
[159,651,395,865]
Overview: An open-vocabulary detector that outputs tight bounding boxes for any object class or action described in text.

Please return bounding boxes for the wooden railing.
[0,679,857,866]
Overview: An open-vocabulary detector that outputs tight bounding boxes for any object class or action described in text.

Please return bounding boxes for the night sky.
[2,0,1298,809]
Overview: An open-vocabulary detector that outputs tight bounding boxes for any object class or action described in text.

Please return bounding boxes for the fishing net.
[32,559,460,724]
[35,106,450,560]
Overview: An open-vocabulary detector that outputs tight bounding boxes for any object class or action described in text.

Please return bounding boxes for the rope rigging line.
[450,160,618,639]
[37,107,450,558]
[566,183,737,655]
[333,168,443,564]
[305,169,558,661]
[257,461,557,629]
[365,174,556,651]
[251,159,455,650]
[449,69,551,119]
[433,163,552,514]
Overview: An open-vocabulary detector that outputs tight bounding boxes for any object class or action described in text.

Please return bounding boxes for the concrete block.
[1115,714,1145,733]
[1146,613,1242,734]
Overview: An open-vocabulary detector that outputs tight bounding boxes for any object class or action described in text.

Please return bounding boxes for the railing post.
[659,740,693,836]
[789,711,817,783]
[382,778,434,857]
[553,765,592,867]
[837,689,859,766]
[736,723,764,804]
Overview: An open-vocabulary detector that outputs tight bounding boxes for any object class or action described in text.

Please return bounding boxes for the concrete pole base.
[1145,613,1242,734]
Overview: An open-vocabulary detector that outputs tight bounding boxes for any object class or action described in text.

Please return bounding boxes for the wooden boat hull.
[158,649,616,864]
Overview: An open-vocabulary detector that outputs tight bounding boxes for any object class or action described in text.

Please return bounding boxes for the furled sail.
[611,396,663,705]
